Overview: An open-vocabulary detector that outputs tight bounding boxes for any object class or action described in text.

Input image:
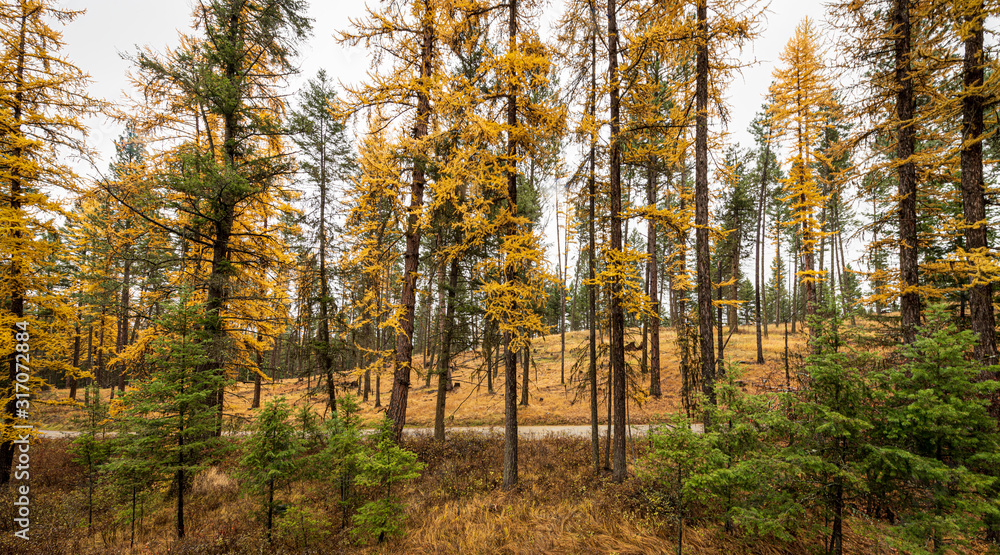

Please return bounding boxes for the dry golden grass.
[20,432,994,554]
[36,323,810,432]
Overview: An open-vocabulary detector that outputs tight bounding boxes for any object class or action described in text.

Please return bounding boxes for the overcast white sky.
[58,0,836,287]
[60,0,829,168]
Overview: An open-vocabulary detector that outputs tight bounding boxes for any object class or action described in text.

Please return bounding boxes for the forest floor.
[6,433,967,555]
[15,317,994,554]
[35,322,814,432]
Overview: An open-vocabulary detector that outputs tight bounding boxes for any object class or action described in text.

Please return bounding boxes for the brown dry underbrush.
[7,433,988,554]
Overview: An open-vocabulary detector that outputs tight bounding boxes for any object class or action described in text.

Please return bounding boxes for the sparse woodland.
[2,0,1000,553]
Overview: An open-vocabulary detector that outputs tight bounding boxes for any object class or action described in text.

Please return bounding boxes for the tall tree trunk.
[754,132,770,363]
[775,230,783,327]
[729,213,741,334]
[648,162,661,397]
[558,195,566,384]
[587,9,600,477]
[695,0,716,409]
[960,6,997,366]
[608,0,627,483]
[387,8,434,441]
[317,122,337,415]
[503,0,520,490]
[1,9,30,483]
[895,0,919,344]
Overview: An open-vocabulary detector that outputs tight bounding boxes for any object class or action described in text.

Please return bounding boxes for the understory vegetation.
[3,310,997,555]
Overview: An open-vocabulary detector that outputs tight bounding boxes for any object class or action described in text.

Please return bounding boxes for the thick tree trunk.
[695,0,716,409]
[252,371,261,409]
[503,0,520,490]
[608,0,627,482]
[895,0,919,344]
[387,10,434,441]
[960,8,997,366]
[1,11,29,483]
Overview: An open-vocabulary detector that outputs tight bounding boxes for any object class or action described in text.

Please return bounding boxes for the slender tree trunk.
[755,134,770,363]
[267,478,274,542]
[520,344,530,406]
[648,163,661,397]
[960,7,997,366]
[830,474,844,555]
[775,230,783,327]
[434,251,460,441]
[97,311,106,391]
[86,325,94,390]
[557,193,566,384]
[895,0,919,344]
[387,8,434,441]
[485,320,494,394]
[317,128,337,415]
[836,212,855,324]
[428,242,446,388]
[422,270,432,377]
[791,240,799,333]
[588,10,600,477]
[177,443,185,539]
[717,264,725,372]
[695,0,716,409]
[70,321,81,400]
[117,259,131,393]
[801,194,817,324]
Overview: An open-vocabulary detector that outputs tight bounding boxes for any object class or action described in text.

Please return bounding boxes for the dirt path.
[39,422,704,440]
